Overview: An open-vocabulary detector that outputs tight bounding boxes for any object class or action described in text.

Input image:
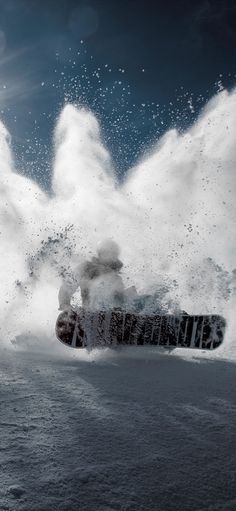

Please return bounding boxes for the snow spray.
[0,89,235,359]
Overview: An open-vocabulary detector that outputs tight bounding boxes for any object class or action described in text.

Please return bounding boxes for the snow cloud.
[0,89,235,358]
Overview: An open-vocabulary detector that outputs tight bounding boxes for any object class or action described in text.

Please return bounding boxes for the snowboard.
[56,308,226,350]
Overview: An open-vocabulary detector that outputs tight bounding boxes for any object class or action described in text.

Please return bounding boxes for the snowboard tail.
[56,309,226,350]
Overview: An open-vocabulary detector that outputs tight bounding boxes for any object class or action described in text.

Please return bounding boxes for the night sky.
[0,0,236,189]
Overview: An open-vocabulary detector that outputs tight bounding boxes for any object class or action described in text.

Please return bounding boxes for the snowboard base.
[56,308,226,350]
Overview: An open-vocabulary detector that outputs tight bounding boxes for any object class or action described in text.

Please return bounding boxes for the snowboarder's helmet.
[97,239,120,263]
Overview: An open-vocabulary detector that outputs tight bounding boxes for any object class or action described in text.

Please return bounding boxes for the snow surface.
[1,347,236,511]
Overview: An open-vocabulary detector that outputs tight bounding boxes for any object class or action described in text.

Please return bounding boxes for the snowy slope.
[1,348,236,511]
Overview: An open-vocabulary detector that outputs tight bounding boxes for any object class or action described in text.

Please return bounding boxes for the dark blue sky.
[0,0,236,188]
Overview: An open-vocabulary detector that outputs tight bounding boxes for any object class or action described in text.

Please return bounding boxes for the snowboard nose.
[56,309,84,348]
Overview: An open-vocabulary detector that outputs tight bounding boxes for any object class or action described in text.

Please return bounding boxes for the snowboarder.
[58,239,131,311]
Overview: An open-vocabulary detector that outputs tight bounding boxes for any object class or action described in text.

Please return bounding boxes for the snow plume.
[0,91,235,359]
